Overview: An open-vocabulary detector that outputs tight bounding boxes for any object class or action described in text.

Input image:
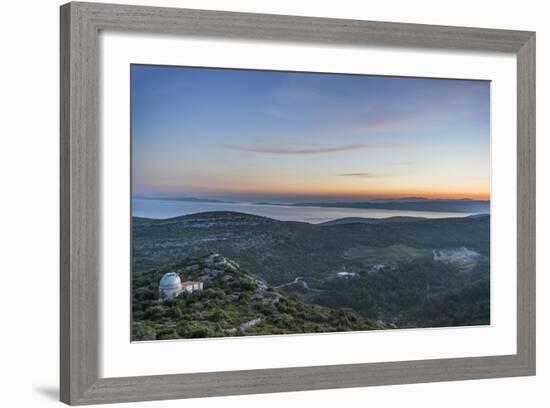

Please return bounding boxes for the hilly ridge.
[133,211,490,283]
[133,211,490,329]
[250,198,489,213]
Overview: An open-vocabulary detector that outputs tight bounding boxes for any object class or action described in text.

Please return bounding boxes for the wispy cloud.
[338,172,377,178]
[223,143,392,155]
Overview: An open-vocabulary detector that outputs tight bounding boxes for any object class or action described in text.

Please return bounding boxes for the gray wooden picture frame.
[60,1,536,405]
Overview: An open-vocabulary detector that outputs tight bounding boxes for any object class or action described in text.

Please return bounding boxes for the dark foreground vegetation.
[132,254,386,341]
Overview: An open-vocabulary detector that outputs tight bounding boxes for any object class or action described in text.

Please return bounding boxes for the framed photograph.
[60,2,535,405]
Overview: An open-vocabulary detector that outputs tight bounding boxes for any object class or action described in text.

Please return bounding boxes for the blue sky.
[131,64,490,201]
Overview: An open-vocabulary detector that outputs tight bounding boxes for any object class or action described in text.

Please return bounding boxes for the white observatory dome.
[159,272,183,301]
[159,272,181,290]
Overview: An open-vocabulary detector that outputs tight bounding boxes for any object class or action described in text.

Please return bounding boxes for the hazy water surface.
[132,199,472,224]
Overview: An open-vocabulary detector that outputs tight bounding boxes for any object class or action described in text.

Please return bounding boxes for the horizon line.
[132,193,491,201]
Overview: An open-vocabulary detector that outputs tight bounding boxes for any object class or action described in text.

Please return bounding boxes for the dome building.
[159,272,183,300]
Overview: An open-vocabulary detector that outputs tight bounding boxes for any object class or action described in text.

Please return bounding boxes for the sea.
[132,198,473,224]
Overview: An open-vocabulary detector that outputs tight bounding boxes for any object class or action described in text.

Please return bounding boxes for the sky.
[131,64,490,202]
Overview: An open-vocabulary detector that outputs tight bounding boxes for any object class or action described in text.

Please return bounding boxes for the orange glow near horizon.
[147,180,490,201]
[206,188,490,200]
